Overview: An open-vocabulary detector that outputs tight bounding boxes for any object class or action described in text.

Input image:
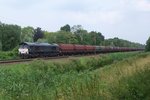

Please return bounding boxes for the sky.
[0,0,150,44]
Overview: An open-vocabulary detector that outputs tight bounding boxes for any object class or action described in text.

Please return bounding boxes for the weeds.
[0,52,150,99]
[110,65,150,100]
[0,47,19,60]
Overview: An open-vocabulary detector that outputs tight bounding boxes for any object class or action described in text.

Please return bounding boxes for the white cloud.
[136,0,150,11]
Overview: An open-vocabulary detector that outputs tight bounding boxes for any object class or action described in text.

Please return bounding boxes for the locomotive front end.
[18,44,29,58]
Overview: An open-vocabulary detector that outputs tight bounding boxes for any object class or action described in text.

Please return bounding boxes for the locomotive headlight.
[19,48,29,54]
[25,48,29,54]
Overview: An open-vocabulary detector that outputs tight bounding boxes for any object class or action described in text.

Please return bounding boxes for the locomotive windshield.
[19,45,28,49]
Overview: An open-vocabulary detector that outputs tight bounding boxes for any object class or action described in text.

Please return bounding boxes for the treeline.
[0,22,144,51]
[103,38,144,48]
[46,25,105,45]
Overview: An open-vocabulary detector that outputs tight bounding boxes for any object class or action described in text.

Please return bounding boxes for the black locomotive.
[18,42,59,58]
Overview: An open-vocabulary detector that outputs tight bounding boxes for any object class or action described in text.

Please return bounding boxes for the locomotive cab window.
[19,45,28,49]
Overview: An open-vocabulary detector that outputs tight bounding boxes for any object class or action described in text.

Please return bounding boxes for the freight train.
[18,42,143,58]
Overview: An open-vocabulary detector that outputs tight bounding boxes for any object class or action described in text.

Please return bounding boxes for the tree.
[60,24,71,32]
[55,31,78,44]
[37,39,48,43]
[71,25,83,33]
[0,22,2,50]
[1,24,21,51]
[102,37,144,48]
[89,31,105,45]
[145,37,150,51]
[33,27,44,42]
[21,26,34,42]
[71,25,86,44]
[74,30,88,44]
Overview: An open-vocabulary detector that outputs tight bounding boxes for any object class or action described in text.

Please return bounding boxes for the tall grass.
[0,52,149,100]
[110,65,150,100]
[0,47,19,60]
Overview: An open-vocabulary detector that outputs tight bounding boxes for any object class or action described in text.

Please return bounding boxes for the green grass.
[111,65,150,100]
[0,52,150,100]
[0,47,19,60]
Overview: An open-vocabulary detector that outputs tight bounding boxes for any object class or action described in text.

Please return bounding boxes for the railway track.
[0,56,69,65]
[0,59,32,64]
[0,51,139,65]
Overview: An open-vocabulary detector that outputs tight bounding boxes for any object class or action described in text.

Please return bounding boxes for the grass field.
[0,52,150,100]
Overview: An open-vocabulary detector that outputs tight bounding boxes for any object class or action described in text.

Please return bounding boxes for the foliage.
[0,46,19,60]
[88,31,104,45]
[60,24,71,32]
[0,23,2,51]
[74,29,88,44]
[0,41,2,51]
[145,37,150,51]
[46,25,105,45]
[33,27,44,42]
[46,31,78,44]
[102,37,144,48]
[21,26,34,42]
[0,23,21,51]
[36,39,48,43]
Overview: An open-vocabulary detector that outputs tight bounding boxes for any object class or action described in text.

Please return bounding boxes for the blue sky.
[0,0,150,44]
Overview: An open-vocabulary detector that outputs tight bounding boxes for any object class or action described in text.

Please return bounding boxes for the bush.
[145,37,150,51]
[0,46,19,60]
